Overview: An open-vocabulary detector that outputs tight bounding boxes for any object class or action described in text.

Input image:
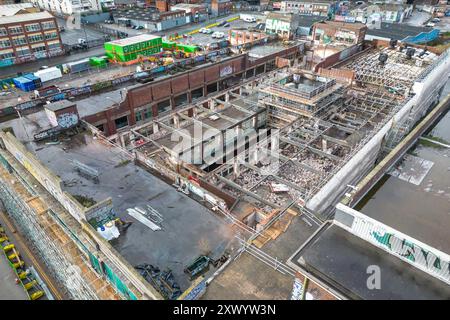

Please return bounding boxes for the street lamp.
[16,98,31,143]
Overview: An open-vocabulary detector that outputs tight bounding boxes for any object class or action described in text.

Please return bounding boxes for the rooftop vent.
[406,48,415,59]
[378,53,388,64]
[389,39,397,49]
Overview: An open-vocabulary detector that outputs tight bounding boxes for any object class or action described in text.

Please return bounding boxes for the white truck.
[240,14,256,23]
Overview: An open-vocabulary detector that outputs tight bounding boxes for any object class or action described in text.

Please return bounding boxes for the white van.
[212,31,225,39]
[243,16,256,23]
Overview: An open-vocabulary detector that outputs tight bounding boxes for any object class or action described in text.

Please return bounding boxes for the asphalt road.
[0,13,266,79]
[0,47,105,79]
[175,18,265,47]
[404,10,431,27]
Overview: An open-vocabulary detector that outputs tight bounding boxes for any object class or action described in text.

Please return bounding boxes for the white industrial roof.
[106,34,161,47]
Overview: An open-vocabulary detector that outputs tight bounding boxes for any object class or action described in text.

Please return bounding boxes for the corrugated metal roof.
[0,11,54,25]
[366,22,435,41]
[106,34,161,47]
[0,3,34,17]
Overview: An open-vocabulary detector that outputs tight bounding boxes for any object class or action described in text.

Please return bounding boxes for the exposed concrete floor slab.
[293,224,450,300]
[33,132,235,291]
[202,213,318,299]
[202,251,293,300]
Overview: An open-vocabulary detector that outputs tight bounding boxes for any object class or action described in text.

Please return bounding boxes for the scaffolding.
[344,48,431,96]
[0,164,99,300]
[0,149,129,300]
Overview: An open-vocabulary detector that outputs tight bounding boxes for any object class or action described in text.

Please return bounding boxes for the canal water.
[355,79,450,252]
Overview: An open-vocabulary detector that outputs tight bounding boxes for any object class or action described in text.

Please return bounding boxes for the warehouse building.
[0,11,63,67]
[113,7,189,31]
[265,12,301,40]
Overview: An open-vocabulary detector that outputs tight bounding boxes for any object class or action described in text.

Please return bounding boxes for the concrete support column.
[250,146,259,165]
[119,133,126,148]
[225,92,230,102]
[153,122,159,134]
[233,158,240,177]
[173,114,180,129]
[129,132,135,149]
[210,100,217,111]
[252,115,257,128]
[322,139,327,152]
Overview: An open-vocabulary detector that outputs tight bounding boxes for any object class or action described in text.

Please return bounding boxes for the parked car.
[59,26,65,32]
[104,20,114,24]
[426,22,435,27]
[242,15,256,23]
[431,18,440,23]
[223,22,230,27]
[137,26,144,30]
[200,28,213,34]
[217,20,227,27]
[212,31,225,39]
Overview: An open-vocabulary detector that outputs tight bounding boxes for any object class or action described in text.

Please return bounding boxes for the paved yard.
[0,254,28,300]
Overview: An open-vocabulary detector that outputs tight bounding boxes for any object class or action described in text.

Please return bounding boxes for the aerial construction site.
[0,17,449,301]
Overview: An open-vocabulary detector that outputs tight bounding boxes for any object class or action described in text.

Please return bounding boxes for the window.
[114,116,129,129]
[41,21,56,30]
[16,47,30,57]
[191,87,203,101]
[206,82,218,94]
[28,34,43,43]
[144,107,152,119]
[32,45,46,53]
[135,111,143,122]
[174,93,188,108]
[8,26,23,35]
[25,24,40,32]
[0,52,14,59]
[255,65,264,75]
[45,32,58,40]
[157,100,171,115]
[96,124,105,133]
[12,37,27,46]
[47,42,61,50]
[0,28,7,36]
[0,39,11,49]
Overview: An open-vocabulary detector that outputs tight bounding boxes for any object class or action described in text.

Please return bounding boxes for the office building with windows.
[0,11,63,67]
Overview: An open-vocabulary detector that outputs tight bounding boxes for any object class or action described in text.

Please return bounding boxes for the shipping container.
[13,77,35,92]
[162,40,176,50]
[34,67,62,83]
[105,34,163,62]
[89,57,107,68]
[35,85,61,98]
[23,73,42,89]
[67,59,91,73]
[175,43,201,53]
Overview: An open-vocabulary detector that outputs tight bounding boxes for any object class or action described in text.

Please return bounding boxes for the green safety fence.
[103,262,138,300]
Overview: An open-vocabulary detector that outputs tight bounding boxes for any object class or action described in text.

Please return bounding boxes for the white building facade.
[31,0,102,15]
